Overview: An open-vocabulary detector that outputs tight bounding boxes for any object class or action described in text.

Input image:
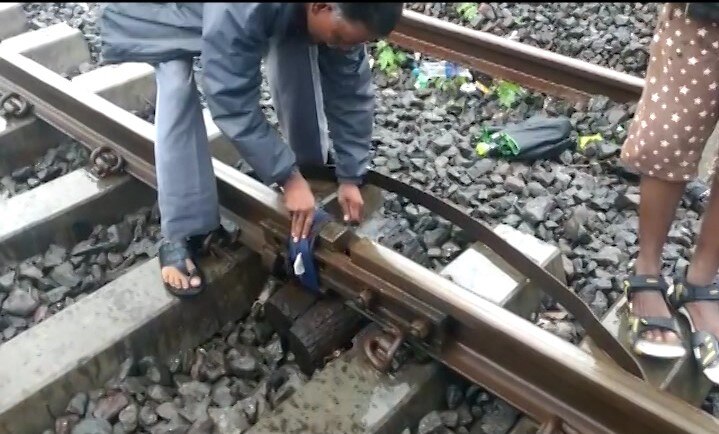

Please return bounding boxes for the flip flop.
[159,239,205,298]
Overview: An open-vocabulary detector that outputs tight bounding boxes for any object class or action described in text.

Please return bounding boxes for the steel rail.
[1,51,718,433]
[301,165,642,378]
[389,10,645,104]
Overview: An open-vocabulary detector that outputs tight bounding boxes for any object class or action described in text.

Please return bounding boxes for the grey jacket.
[100,3,373,186]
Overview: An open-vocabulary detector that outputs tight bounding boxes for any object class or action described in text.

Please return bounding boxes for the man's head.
[306,3,404,49]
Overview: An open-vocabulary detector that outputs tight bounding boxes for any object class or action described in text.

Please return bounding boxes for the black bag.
[685,3,719,22]
[476,115,574,162]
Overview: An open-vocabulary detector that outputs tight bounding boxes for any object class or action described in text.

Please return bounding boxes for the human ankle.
[634,256,662,276]
[685,261,716,287]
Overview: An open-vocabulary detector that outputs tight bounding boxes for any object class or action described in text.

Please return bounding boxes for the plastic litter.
[412,60,473,89]
[578,133,604,150]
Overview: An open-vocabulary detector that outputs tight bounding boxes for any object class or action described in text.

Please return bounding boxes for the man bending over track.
[99,3,404,297]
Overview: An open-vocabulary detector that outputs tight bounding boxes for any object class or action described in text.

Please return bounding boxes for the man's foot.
[158,239,205,298]
[624,275,686,359]
[162,258,202,291]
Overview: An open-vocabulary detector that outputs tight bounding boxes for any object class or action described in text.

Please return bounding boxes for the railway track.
[390,10,645,104]
[405,3,658,80]
[1,4,718,434]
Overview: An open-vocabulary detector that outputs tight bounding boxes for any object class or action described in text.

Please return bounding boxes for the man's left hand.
[338,183,364,224]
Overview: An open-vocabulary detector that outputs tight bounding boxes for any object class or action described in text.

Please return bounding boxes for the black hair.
[336,3,404,36]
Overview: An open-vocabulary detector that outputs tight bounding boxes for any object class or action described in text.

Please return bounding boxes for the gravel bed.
[405,372,719,434]
[407,374,520,434]
[0,139,89,200]
[407,3,658,77]
[47,282,307,434]
[0,205,161,344]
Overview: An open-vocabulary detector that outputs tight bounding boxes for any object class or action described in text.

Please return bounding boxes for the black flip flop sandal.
[159,239,205,298]
[624,275,686,359]
[669,273,719,384]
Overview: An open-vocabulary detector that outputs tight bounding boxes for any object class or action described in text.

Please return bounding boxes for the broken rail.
[0,50,716,433]
[389,10,645,104]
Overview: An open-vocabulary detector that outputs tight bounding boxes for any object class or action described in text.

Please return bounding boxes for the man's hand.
[338,183,364,224]
[283,171,316,241]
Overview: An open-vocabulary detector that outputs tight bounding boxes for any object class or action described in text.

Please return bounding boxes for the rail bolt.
[409,319,430,339]
[0,92,30,118]
[90,146,125,178]
[356,289,373,309]
[363,327,404,373]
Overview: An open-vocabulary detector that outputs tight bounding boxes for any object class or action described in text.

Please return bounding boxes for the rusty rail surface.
[389,10,645,104]
[1,51,717,434]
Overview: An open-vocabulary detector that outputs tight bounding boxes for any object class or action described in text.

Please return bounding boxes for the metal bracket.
[363,326,405,373]
[89,146,125,178]
[322,348,344,365]
[0,92,30,118]
[195,227,238,260]
[250,278,280,319]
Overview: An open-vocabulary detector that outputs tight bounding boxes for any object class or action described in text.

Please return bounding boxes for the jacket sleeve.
[201,4,297,186]
[318,44,374,184]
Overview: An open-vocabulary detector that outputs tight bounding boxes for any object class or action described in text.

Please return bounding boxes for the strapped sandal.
[669,273,719,384]
[624,275,687,359]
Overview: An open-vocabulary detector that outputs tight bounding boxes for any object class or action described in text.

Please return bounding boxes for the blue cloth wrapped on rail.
[287,208,333,294]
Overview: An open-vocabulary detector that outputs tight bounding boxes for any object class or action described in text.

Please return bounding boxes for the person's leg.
[684,169,719,337]
[265,39,332,167]
[154,58,220,290]
[632,177,685,344]
[621,3,719,346]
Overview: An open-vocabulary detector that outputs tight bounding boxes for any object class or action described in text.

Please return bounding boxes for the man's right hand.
[282,170,316,241]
